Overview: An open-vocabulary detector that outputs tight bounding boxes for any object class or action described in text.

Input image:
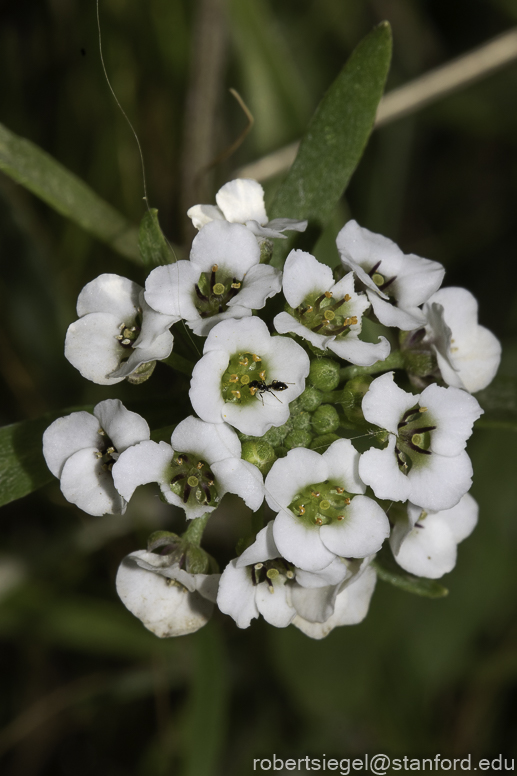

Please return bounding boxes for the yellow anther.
[176,457,183,465]
[298,506,306,515]
[254,563,263,570]
[231,390,241,399]
[252,354,261,362]
[311,491,320,498]
[286,570,294,579]
[249,386,257,396]
[335,487,344,494]
[350,316,358,325]
[229,374,239,383]
[211,264,218,272]
[344,294,351,302]
[106,446,115,455]
[231,282,241,289]
[98,428,106,435]
[207,479,214,486]
[315,517,323,526]
[196,461,204,470]
[419,406,428,413]
[259,370,266,380]
[344,497,351,505]
[240,375,250,385]
[94,451,103,459]
[337,515,345,521]
[324,291,333,298]
[239,358,249,366]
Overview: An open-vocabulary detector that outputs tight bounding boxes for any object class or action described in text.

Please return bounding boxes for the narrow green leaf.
[474,375,517,431]
[0,121,140,261]
[372,544,449,599]
[0,406,93,508]
[139,208,175,267]
[269,22,392,265]
[182,624,228,776]
[162,352,195,376]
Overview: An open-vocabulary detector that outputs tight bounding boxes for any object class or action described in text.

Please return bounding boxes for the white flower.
[358,372,483,511]
[43,399,150,516]
[390,493,478,578]
[292,565,377,640]
[116,549,219,638]
[65,274,177,385]
[144,220,281,336]
[187,178,307,240]
[336,220,445,330]
[112,416,264,520]
[274,250,390,366]
[423,287,501,393]
[189,317,310,436]
[265,439,390,572]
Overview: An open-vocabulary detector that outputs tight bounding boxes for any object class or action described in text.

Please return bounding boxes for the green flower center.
[169,452,218,506]
[221,351,268,405]
[288,480,354,528]
[395,405,437,475]
[94,428,118,471]
[287,290,357,339]
[249,558,294,592]
[193,263,242,319]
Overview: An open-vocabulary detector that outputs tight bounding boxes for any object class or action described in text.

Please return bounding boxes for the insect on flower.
[249,379,293,404]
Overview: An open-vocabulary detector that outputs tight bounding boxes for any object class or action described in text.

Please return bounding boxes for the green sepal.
[372,544,449,599]
[139,208,175,267]
[147,531,181,553]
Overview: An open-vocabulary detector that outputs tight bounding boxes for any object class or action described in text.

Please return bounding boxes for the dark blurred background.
[1,0,517,773]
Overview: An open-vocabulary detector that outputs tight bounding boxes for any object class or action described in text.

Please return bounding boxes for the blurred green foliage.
[1,0,517,773]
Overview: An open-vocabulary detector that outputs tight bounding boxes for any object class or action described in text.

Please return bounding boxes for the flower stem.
[183,512,211,546]
[339,349,405,381]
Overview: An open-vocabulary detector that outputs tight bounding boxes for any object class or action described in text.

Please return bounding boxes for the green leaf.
[0,120,140,261]
[161,352,195,376]
[139,208,175,267]
[0,406,93,509]
[372,544,449,599]
[269,22,392,266]
[474,376,517,431]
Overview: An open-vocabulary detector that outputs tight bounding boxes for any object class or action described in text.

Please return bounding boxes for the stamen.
[255,563,263,570]
[200,482,212,503]
[229,374,239,383]
[311,491,320,497]
[335,487,344,494]
[367,261,382,277]
[195,284,209,303]
[231,390,241,399]
[259,370,266,380]
[239,357,249,366]
[344,497,351,505]
[196,461,204,470]
[315,517,323,525]
[297,506,306,515]
[249,386,257,396]
[183,484,192,503]
[121,338,132,346]
[419,407,428,413]
[115,334,124,341]
[252,354,261,362]
[231,281,241,289]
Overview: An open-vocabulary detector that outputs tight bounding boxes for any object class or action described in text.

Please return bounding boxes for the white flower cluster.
[44,179,500,640]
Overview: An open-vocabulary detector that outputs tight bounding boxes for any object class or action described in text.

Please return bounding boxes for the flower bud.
[311,404,340,435]
[308,358,340,390]
[241,439,276,475]
[259,238,274,264]
[298,385,323,412]
[184,544,213,574]
[262,424,289,447]
[403,351,437,378]
[284,429,313,450]
[342,375,372,424]
[310,433,341,453]
[292,411,312,431]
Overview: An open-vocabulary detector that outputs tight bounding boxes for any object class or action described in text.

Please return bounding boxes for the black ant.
[249,379,293,404]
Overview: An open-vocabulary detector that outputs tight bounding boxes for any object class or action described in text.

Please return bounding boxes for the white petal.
[289,583,339,623]
[203,316,272,356]
[43,412,101,477]
[272,510,336,572]
[216,560,259,628]
[266,218,308,234]
[255,576,295,627]
[134,293,178,350]
[391,514,457,578]
[215,179,268,225]
[188,306,253,337]
[116,553,212,637]
[65,313,126,385]
[336,220,393,298]
[189,220,260,276]
[187,204,224,230]
[273,311,334,351]
[60,448,126,516]
[243,220,288,239]
[295,557,351,588]
[441,491,478,543]
[322,438,365,494]
[282,250,334,308]
[265,448,328,510]
[236,522,279,568]
[227,264,282,310]
[76,274,141,319]
[292,565,377,638]
[112,440,172,502]
[221,398,290,437]
[358,436,411,502]
[262,336,310,400]
[393,256,445,310]
[407,450,473,511]
[144,261,201,319]
[171,416,241,462]
[189,350,229,424]
[93,399,150,452]
[109,331,173,379]
[362,372,417,435]
[367,292,426,330]
[320,495,390,557]
[451,324,501,394]
[195,573,221,603]
[211,458,265,512]
[329,334,391,366]
[419,383,482,456]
